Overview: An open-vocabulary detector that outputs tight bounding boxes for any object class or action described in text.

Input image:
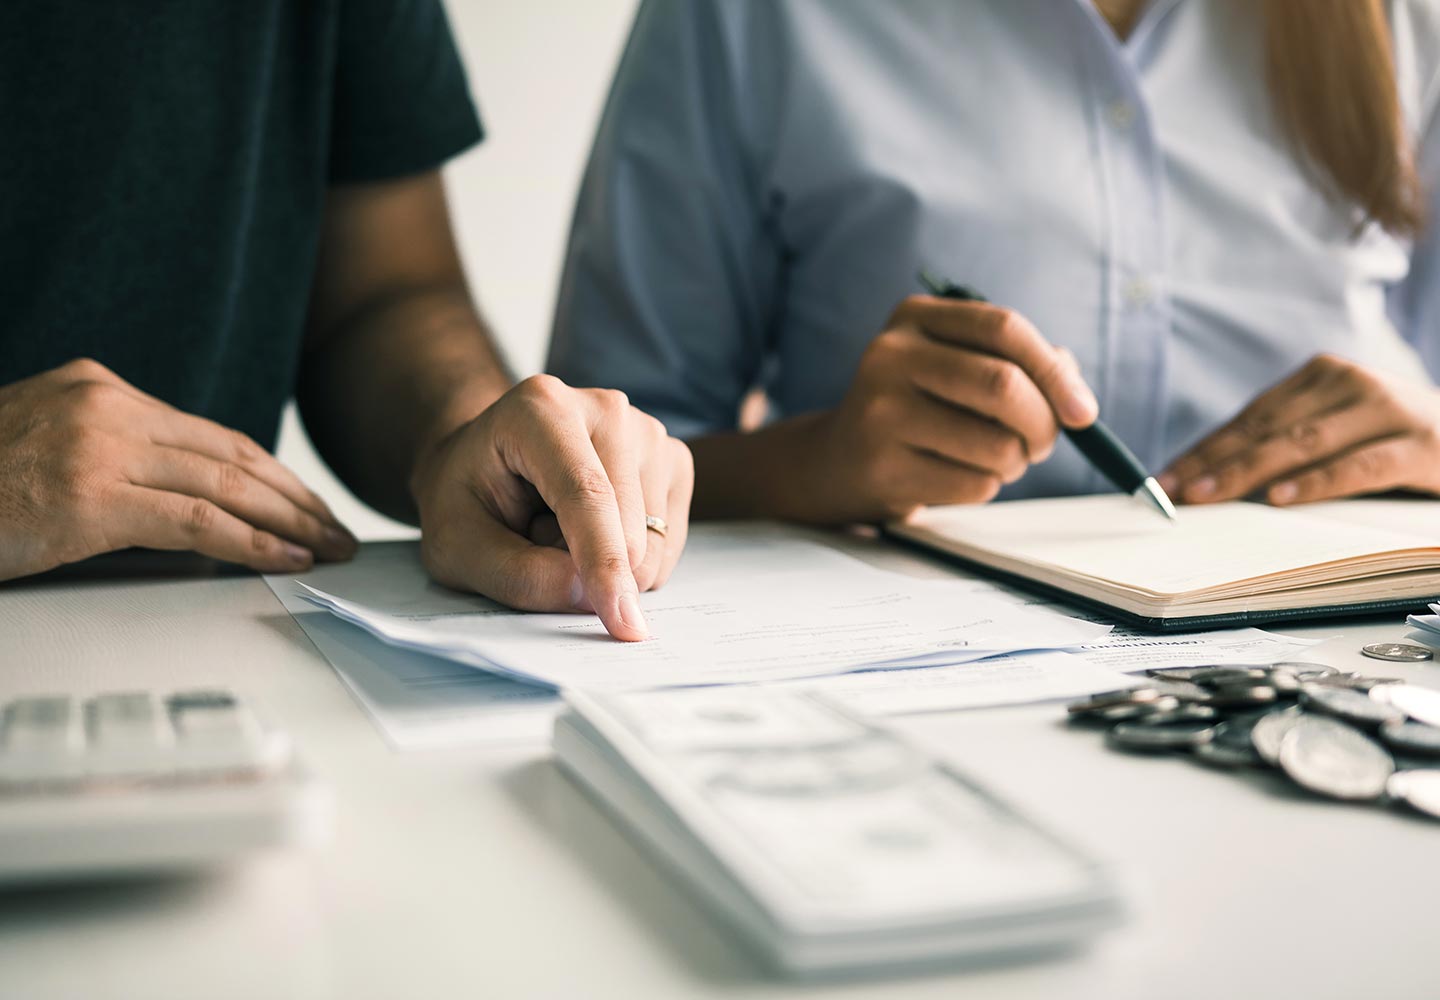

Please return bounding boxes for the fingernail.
[1187,476,1216,500]
[284,543,312,567]
[1270,481,1297,504]
[325,527,356,553]
[1058,379,1099,426]
[618,592,649,639]
[569,576,593,613]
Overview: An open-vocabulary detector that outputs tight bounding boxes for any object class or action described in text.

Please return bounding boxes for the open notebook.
[885,496,1440,630]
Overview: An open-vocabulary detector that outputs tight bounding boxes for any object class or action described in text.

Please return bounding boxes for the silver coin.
[1261,667,1302,694]
[1098,696,1182,721]
[1300,671,1389,691]
[1387,769,1440,819]
[1107,719,1216,753]
[1270,661,1338,679]
[1190,666,1271,687]
[1371,683,1440,729]
[1193,739,1261,768]
[1278,715,1394,801]
[1145,667,1207,682]
[1251,706,1305,766]
[1212,715,1262,747]
[1068,695,1183,725]
[1148,678,1214,703]
[1379,720,1440,757]
[1126,703,1219,725]
[1067,687,1162,714]
[1300,685,1405,728]
[1362,642,1433,663]
[1207,683,1280,708]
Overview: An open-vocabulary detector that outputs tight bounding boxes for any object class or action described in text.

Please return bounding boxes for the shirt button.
[1122,276,1154,307]
[1107,100,1136,129]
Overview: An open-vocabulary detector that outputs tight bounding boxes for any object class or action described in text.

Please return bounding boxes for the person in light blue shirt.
[549,0,1440,524]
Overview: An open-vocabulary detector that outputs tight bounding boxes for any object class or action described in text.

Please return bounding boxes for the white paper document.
[794,651,1139,717]
[1070,625,1324,672]
[1407,603,1440,648]
[296,529,1113,694]
[265,547,560,750]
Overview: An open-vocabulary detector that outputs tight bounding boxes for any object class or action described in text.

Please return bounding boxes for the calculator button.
[169,689,289,773]
[0,696,84,782]
[84,692,176,778]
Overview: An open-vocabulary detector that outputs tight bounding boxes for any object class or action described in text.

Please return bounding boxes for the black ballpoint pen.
[917,269,1178,521]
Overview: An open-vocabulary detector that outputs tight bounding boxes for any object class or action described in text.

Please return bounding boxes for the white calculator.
[0,688,330,886]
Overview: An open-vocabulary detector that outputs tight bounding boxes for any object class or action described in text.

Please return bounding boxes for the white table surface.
[1,528,1438,1000]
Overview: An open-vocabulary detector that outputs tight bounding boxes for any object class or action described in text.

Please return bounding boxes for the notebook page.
[901,496,1431,596]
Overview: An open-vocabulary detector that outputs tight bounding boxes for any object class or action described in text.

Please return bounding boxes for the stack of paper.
[1408,603,1440,648]
[297,532,1113,694]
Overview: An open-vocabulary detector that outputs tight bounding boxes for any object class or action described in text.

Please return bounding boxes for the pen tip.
[1139,477,1179,522]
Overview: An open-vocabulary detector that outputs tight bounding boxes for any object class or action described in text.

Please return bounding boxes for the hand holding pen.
[918,271,1176,520]
[786,277,1109,523]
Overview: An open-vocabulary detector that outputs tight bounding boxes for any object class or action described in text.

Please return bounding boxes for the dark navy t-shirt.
[0,0,483,448]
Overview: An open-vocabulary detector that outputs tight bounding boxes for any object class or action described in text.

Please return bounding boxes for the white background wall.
[275,0,640,540]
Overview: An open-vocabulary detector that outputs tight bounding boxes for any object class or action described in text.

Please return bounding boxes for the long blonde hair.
[1262,0,1422,234]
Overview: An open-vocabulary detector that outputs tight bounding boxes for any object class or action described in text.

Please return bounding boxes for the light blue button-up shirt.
[549,0,1440,499]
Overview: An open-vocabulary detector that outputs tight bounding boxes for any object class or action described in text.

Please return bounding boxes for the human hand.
[409,375,694,642]
[801,295,1099,522]
[0,359,357,581]
[1159,353,1440,505]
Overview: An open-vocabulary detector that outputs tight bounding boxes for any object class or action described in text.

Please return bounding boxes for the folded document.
[298,532,1111,693]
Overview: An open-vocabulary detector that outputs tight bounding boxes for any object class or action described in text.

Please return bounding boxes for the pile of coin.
[1066,662,1440,820]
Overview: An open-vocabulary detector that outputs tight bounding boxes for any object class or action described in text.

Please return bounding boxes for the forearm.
[688,412,837,522]
[297,286,511,522]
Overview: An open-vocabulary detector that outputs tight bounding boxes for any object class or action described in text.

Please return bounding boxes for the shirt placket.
[1071,2,1174,476]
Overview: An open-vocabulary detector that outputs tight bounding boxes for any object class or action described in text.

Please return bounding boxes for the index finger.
[506,412,648,641]
[900,297,1099,428]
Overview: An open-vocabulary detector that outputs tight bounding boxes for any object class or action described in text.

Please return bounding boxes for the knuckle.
[598,388,630,414]
[62,379,123,422]
[633,559,660,593]
[228,429,264,465]
[978,309,1025,355]
[1236,411,1272,442]
[214,462,249,503]
[998,437,1028,482]
[58,357,114,382]
[1287,421,1322,453]
[592,554,632,583]
[565,469,616,509]
[982,360,1024,404]
[1350,448,1384,480]
[858,392,896,429]
[249,526,274,556]
[517,373,566,404]
[889,295,928,323]
[184,497,217,535]
[867,327,912,365]
[1313,462,1342,489]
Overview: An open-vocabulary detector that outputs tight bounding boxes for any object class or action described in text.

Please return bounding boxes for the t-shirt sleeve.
[328,0,483,184]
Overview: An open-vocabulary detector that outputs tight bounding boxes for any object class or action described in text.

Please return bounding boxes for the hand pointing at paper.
[409,376,694,643]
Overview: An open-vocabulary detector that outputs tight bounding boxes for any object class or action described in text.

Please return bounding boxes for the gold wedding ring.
[644,514,668,537]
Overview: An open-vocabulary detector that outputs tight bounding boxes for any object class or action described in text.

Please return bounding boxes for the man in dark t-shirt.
[0,1,691,641]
